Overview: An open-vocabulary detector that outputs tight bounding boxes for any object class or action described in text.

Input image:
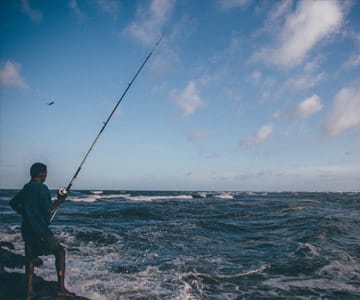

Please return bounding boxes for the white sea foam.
[192,192,207,198]
[66,194,124,203]
[179,264,270,281]
[66,193,193,203]
[67,196,99,203]
[281,206,305,213]
[296,243,320,256]
[318,257,360,279]
[245,191,256,196]
[90,191,103,195]
[214,192,234,199]
[123,195,193,202]
[214,264,271,279]
[264,276,360,293]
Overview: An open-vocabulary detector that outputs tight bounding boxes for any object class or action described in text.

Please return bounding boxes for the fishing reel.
[57,188,68,198]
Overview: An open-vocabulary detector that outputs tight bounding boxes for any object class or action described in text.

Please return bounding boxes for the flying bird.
[47,101,55,106]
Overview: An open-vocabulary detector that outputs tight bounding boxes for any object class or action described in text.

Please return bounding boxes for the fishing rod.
[50,35,164,222]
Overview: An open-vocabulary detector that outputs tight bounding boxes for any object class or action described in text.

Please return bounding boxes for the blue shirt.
[16,180,53,241]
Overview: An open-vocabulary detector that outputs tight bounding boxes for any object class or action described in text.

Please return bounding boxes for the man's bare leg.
[55,249,75,297]
[25,259,35,300]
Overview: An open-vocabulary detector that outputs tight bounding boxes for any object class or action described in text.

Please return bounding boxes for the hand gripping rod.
[50,35,164,222]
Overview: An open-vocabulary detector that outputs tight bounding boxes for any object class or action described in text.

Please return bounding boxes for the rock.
[0,243,25,272]
[0,271,89,299]
[0,241,89,300]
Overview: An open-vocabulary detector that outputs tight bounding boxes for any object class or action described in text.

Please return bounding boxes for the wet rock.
[0,242,89,300]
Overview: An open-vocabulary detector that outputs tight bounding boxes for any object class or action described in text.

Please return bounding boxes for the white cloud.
[303,56,323,73]
[217,0,251,10]
[20,0,43,23]
[325,85,360,136]
[286,71,326,90]
[69,0,86,19]
[253,0,344,68]
[188,129,216,141]
[268,0,293,22]
[171,81,204,117]
[69,0,119,19]
[296,94,322,118]
[344,54,360,68]
[251,70,262,84]
[240,124,273,148]
[149,45,181,77]
[0,61,28,88]
[124,0,175,45]
[95,0,119,17]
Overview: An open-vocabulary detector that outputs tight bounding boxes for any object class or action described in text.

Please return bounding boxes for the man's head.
[30,162,48,182]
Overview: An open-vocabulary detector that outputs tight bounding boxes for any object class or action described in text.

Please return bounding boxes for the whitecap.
[66,194,123,203]
[124,195,193,202]
[214,264,271,278]
[214,193,234,199]
[90,190,103,195]
[296,242,320,256]
[281,206,305,213]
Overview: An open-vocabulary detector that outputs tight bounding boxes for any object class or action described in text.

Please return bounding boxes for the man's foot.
[26,291,35,300]
[56,288,76,298]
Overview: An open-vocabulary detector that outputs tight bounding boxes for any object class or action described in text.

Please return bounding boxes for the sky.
[0,0,360,192]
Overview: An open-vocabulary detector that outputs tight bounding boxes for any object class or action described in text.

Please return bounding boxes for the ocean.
[1,189,359,299]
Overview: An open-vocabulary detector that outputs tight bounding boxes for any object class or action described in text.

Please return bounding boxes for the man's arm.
[9,191,24,215]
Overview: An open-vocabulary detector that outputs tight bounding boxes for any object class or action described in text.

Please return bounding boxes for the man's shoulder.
[24,181,49,192]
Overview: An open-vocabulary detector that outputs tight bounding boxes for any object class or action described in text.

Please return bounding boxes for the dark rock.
[0,241,89,300]
[0,244,25,271]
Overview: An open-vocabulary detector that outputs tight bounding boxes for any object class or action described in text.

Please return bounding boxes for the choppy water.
[1,189,360,299]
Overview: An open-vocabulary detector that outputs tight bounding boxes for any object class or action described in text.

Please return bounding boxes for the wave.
[180,264,270,283]
[65,192,195,203]
[90,190,103,195]
[214,264,271,278]
[66,194,126,203]
[281,206,305,213]
[295,243,320,257]
[123,194,193,202]
[214,192,234,199]
[192,192,207,198]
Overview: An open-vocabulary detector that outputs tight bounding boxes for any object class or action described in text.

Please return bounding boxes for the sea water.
[1,190,359,299]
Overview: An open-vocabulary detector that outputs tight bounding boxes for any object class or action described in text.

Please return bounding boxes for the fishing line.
[50,35,164,222]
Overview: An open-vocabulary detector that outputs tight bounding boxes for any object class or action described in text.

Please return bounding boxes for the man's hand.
[49,189,68,213]
[57,194,67,203]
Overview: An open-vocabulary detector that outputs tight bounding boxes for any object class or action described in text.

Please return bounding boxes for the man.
[10,162,74,300]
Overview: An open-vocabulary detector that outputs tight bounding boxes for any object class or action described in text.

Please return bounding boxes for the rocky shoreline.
[0,241,89,300]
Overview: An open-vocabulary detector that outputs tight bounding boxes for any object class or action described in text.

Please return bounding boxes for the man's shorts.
[25,234,64,259]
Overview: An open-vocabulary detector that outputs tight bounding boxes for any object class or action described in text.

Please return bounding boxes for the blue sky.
[1,0,359,191]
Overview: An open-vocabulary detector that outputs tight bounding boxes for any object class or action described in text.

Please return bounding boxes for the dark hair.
[30,162,47,178]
